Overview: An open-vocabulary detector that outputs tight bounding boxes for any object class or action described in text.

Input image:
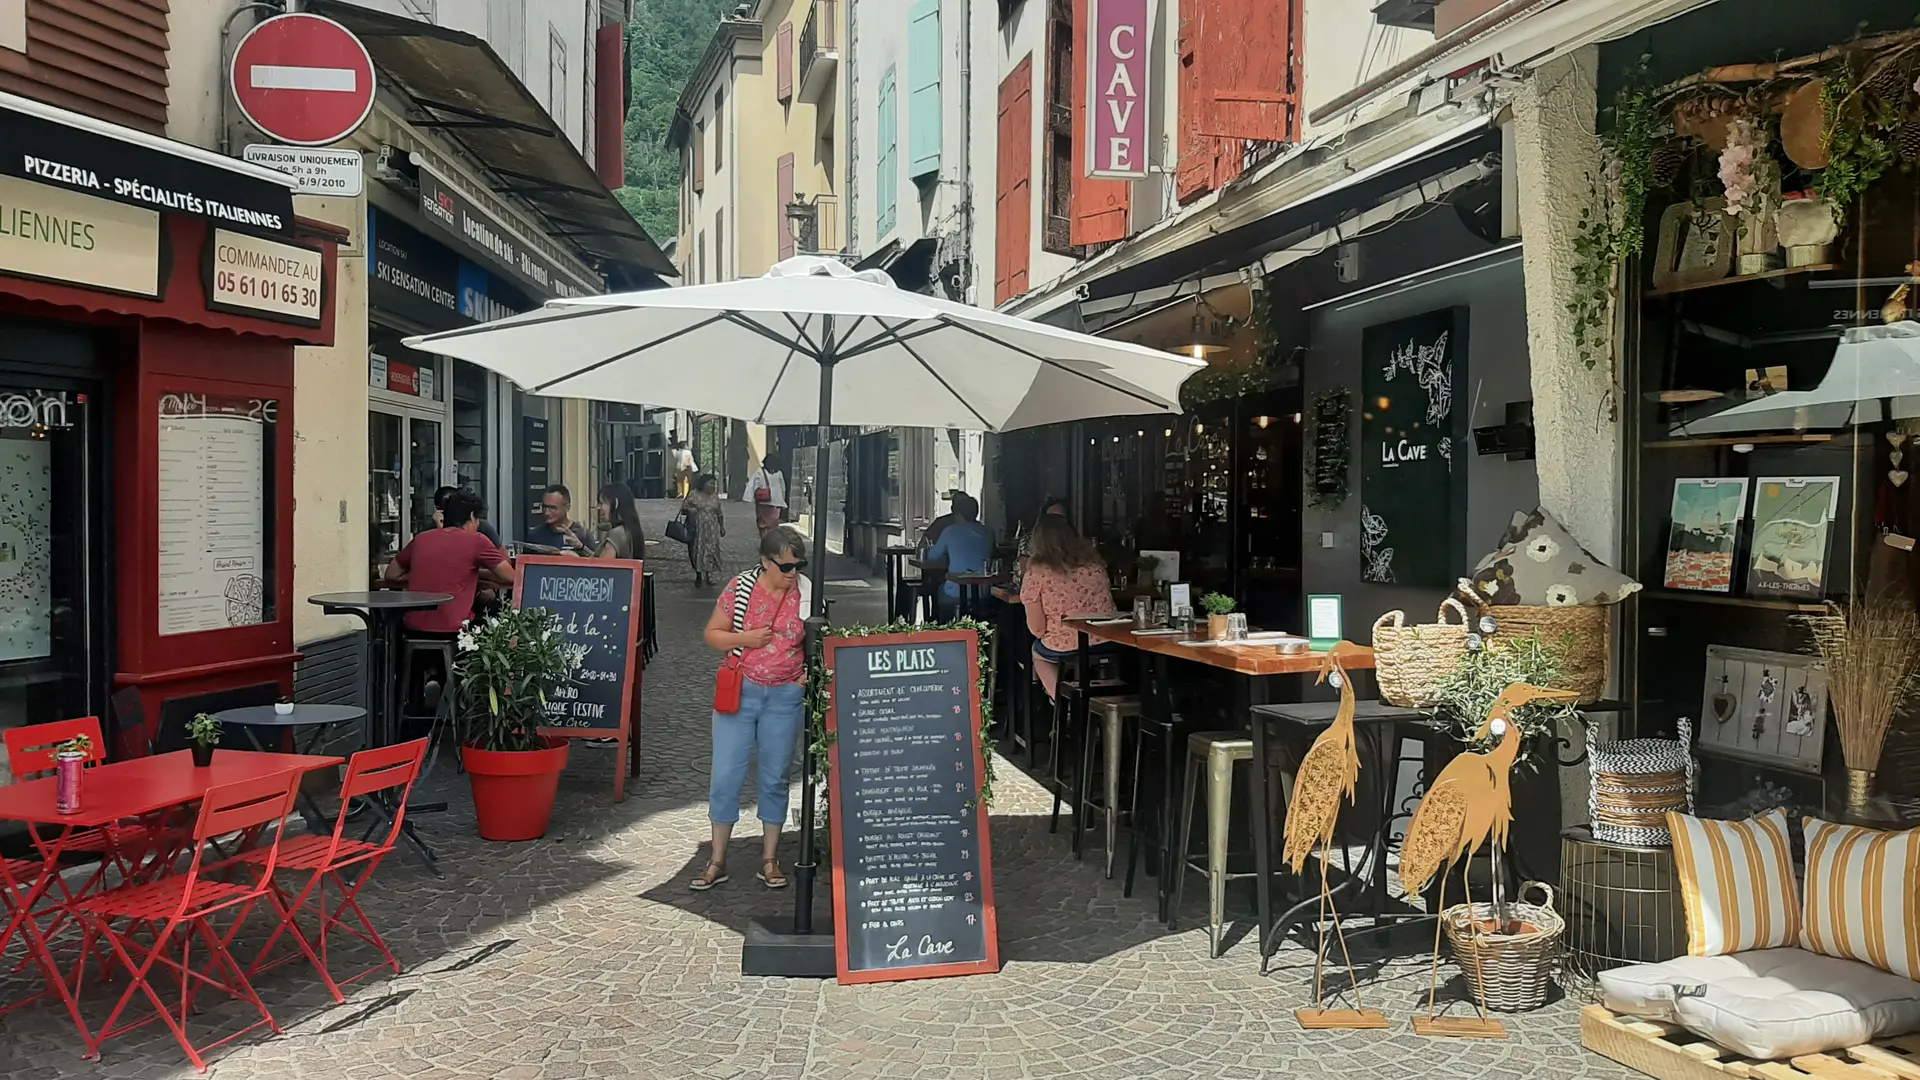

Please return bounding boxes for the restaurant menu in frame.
[825,630,999,985]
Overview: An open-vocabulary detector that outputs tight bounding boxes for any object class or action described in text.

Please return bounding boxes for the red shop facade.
[0,91,339,777]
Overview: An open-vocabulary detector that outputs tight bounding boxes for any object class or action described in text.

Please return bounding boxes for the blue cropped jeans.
[708,677,806,827]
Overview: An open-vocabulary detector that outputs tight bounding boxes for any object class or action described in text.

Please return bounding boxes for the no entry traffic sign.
[230,13,376,147]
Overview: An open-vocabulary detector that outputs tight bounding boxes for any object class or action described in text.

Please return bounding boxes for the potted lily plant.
[1201,592,1237,641]
[186,713,221,767]
[454,606,584,841]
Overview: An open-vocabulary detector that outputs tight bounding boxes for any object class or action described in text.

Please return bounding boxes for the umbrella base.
[741,916,836,978]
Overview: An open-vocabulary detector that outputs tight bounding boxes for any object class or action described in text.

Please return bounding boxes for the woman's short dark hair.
[433,485,459,509]
[695,472,717,492]
[759,525,806,562]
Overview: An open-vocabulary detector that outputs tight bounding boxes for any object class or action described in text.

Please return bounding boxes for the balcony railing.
[799,0,839,105]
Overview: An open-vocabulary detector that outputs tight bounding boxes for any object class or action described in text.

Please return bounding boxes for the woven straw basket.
[1371,599,1470,708]
[1442,881,1565,1013]
[1458,590,1612,704]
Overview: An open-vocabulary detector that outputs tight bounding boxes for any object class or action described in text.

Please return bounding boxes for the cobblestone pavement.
[1,500,1636,1079]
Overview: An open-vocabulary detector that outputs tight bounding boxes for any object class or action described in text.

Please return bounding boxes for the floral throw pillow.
[1466,509,1642,607]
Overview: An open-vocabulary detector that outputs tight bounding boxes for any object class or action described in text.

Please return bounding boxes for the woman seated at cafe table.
[1021,514,1113,700]
[691,526,812,892]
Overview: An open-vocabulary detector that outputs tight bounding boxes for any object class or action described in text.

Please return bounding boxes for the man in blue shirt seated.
[923,493,992,619]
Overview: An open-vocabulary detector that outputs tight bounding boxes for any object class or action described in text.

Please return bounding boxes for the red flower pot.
[461,738,570,841]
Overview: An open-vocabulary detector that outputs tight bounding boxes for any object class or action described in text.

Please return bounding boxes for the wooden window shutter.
[777,153,797,260]
[995,57,1034,305]
[1068,0,1130,246]
[693,125,706,193]
[777,21,795,100]
[907,0,943,180]
[1175,1,1244,204]
[715,207,726,279]
[877,68,898,237]
[1196,0,1301,142]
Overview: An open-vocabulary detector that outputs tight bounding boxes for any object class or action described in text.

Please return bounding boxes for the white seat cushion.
[1598,948,1920,1060]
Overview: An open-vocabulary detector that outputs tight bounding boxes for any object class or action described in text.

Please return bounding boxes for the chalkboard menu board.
[825,630,999,984]
[1359,307,1466,588]
[514,555,645,801]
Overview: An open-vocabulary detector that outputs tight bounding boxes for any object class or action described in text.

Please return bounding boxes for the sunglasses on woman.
[768,559,807,573]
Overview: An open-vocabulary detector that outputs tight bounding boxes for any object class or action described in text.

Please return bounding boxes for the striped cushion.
[1801,818,1920,981]
[1667,809,1801,957]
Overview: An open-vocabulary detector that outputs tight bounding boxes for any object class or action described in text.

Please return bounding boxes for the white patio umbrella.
[404,255,1204,954]
[1677,320,1920,436]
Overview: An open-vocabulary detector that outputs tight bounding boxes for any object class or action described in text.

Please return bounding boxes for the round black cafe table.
[212,704,366,832]
[307,591,452,872]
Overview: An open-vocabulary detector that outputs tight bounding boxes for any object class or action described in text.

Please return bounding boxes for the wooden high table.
[1065,618,1377,963]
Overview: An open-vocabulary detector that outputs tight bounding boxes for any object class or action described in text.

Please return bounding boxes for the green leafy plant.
[1134,554,1161,578]
[55,734,92,757]
[454,606,586,753]
[1816,64,1898,224]
[186,713,222,748]
[1567,75,1665,371]
[1425,633,1581,771]
[1305,387,1351,510]
[806,618,998,812]
[1200,592,1237,616]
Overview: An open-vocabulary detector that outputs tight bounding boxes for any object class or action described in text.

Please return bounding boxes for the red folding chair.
[0,849,92,1038]
[5,718,172,884]
[72,772,303,1073]
[230,739,428,1003]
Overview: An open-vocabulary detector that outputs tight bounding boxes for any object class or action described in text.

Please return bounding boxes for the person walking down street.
[681,473,726,587]
[693,526,812,892]
[528,484,595,555]
[672,439,698,498]
[595,483,646,560]
[744,455,787,534]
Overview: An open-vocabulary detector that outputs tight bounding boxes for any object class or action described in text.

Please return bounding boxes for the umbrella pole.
[793,323,836,937]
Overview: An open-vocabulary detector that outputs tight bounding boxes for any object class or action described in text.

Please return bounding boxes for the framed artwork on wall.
[1664,477,1749,593]
[1698,645,1828,775]
[1747,476,1840,600]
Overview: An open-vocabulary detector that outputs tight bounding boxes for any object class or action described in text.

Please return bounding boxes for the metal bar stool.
[1170,730,1288,958]
[1073,694,1141,876]
[1046,653,1127,837]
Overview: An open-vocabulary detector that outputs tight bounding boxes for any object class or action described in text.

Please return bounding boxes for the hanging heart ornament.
[1712,692,1737,722]
[1892,470,1911,488]
[1892,449,1905,468]
[1890,432,1910,447]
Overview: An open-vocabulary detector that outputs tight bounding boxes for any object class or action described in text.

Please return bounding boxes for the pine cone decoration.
[1899,113,1920,161]
[1863,52,1914,104]
[1650,143,1683,187]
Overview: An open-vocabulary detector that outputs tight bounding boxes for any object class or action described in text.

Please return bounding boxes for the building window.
[876,67,897,239]
[714,88,725,171]
[714,207,725,281]
[1042,0,1078,257]
[697,229,706,283]
[692,122,705,192]
[549,27,567,130]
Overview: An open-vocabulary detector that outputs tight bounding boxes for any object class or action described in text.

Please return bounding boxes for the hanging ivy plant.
[1305,386,1351,510]
[1566,75,1665,372]
[1177,286,1285,410]
[1815,63,1899,223]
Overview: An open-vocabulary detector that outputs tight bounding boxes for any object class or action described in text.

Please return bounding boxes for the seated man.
[922,493,992,619]
[385,489,515,635]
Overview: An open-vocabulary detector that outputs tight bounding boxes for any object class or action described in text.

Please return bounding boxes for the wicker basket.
[1442,881,1565,1013]
[1371,599,1471,708]
[1459,591,1612,703]
[1588,717,1694,846]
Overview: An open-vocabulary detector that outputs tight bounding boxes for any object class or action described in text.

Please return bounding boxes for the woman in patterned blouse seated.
[1021,515,1113,700]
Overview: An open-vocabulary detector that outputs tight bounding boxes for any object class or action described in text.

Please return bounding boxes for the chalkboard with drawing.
[514,555,645,801]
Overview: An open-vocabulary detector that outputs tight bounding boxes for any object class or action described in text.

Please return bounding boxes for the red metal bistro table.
[0,749,344,1054]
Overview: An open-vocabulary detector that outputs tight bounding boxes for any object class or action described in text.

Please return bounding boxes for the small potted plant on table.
[455,606,584,841]
[1201,592,1237,641]
[187,713,221,767]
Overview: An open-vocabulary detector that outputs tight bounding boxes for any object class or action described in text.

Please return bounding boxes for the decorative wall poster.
[157,396,272,635]
[1663,478,1749,593]
[1698,645,1828,774]
[1747,476,1839,599]
[0,438,52,662]
[1359,309,1463,587]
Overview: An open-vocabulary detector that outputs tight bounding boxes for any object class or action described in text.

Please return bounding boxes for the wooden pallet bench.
[1581,1004,1920,1080]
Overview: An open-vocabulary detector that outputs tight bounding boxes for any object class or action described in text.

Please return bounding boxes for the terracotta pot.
[1207,614,1232,641]
[462,738,570,841]
[191,743,215,768]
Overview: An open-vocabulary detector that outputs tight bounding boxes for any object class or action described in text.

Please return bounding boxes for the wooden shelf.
[1639,589,1826,613]
[1642,433,1836,449]
[1645,263,1839,297]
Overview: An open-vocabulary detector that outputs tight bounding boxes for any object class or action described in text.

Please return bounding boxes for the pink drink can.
[55,751,84,815]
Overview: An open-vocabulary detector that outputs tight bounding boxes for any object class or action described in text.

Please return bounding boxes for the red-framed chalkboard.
[514,556,645,801]
[825,629,1000,984]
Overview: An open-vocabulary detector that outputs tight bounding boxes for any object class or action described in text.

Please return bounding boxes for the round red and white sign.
[229,13,376,148]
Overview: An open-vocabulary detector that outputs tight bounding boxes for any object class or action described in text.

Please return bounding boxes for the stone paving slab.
[0,501,1638,1079]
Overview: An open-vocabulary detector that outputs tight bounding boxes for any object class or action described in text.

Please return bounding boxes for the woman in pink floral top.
[1021,515,1112,699]
[692,526,813,892]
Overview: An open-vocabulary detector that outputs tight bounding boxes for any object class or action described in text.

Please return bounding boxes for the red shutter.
[996,58,1034,306]
[776,22,795,100]
[777,153,797,260]
[1175,1,1245,204]
[595,25,626,189]
[1196,0,1301,141]
[1069,0,1131,246]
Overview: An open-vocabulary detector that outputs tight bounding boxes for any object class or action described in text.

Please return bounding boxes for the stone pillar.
[1509,47,1622,567]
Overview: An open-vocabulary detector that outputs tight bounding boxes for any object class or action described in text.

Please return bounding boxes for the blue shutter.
[877,67,897,237]
[906,0,942,180]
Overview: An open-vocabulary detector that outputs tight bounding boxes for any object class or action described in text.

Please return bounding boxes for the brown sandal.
[756,859,789,889]
[689,861,728,891]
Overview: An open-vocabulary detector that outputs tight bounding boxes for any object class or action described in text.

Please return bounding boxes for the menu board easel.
[513,556,644,801]
[825,629,999,984]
